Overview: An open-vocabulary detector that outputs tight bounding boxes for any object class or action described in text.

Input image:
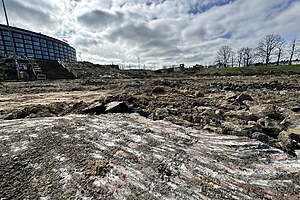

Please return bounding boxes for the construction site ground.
[0,71,300,199]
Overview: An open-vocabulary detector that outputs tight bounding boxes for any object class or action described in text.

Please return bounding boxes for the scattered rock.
[103,94,115,104]
[250,105,286,120]
[287,127,300,143]
[236,93,254,104]
[152,86,166,94]
[278,131,298,154]
[194,91,204,97]
[224,110,258,121]
[4,110,28,120]
[203,125,222,133]
[291,106,300,113]
[221,122,242,135]
[257,118,282,137]
[82,102,105,114]
[295,150,300,159]
[251,132,269,143]
[105,101,131,113]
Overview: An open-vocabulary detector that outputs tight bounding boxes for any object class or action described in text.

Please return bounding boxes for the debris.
[251,132,269,143]
[152,86,166,94]
[236,93,254,104]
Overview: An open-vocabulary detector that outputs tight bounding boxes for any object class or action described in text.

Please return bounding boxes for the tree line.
[215,34,299,67]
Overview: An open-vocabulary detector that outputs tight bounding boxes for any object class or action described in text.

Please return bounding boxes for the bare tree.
[237,47,253,67]
[288,39,296,65]
[237,49,243,67]
[276,40,285,65]
[230,50,235,67]
[215,45,233,68]
[243,47,253,66]
[256,34,283,65]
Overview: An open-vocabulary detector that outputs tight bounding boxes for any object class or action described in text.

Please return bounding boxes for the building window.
[15,43,24,47]
[1,31,9,36]
[32,37,39,42]
[13,33,22,38]
[16,47,25,52]
[23,35,31,40]
[17,52,25,56]
[33,41,40,46]
[34,50,42,55]
[5,46,14,51]
[3,36,12,41]
[14,38,23,43]
[34,46,41,50]
[25,44,33,49]
[41,43,47,48]
[26,49,34,54]
[24,40,32,44]
[27,53,34,57]
[36,54,42,59]
[6,50,14,54]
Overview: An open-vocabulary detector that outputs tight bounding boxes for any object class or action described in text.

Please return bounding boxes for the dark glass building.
[0,24,76,61]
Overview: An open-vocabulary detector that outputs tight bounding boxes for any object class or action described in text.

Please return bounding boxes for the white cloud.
[1,0,300,67]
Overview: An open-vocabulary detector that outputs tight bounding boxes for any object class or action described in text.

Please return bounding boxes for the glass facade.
[0,25,76,61]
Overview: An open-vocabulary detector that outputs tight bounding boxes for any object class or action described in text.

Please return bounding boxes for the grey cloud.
[77,9,123,30]
[106,22,169,45]
[4,0,56,28]
[3,0,300,67]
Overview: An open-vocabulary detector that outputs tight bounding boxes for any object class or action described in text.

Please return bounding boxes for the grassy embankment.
[213,64,300,71]
[187,64,300,76]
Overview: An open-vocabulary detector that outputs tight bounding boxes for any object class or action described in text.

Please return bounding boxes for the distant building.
[0,24,76,61]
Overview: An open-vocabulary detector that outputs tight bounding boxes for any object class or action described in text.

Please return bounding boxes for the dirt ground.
[0,72,300,199]
[1,114,299,199]
[0,74,299,154]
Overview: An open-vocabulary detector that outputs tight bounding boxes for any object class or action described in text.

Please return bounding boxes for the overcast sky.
[1,0,300,67]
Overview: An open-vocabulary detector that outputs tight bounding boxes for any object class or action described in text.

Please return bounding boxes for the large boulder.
[105,101,131,113]
[82,102,105,114]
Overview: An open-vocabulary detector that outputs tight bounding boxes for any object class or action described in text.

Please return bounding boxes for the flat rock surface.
[0,114,299,199]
